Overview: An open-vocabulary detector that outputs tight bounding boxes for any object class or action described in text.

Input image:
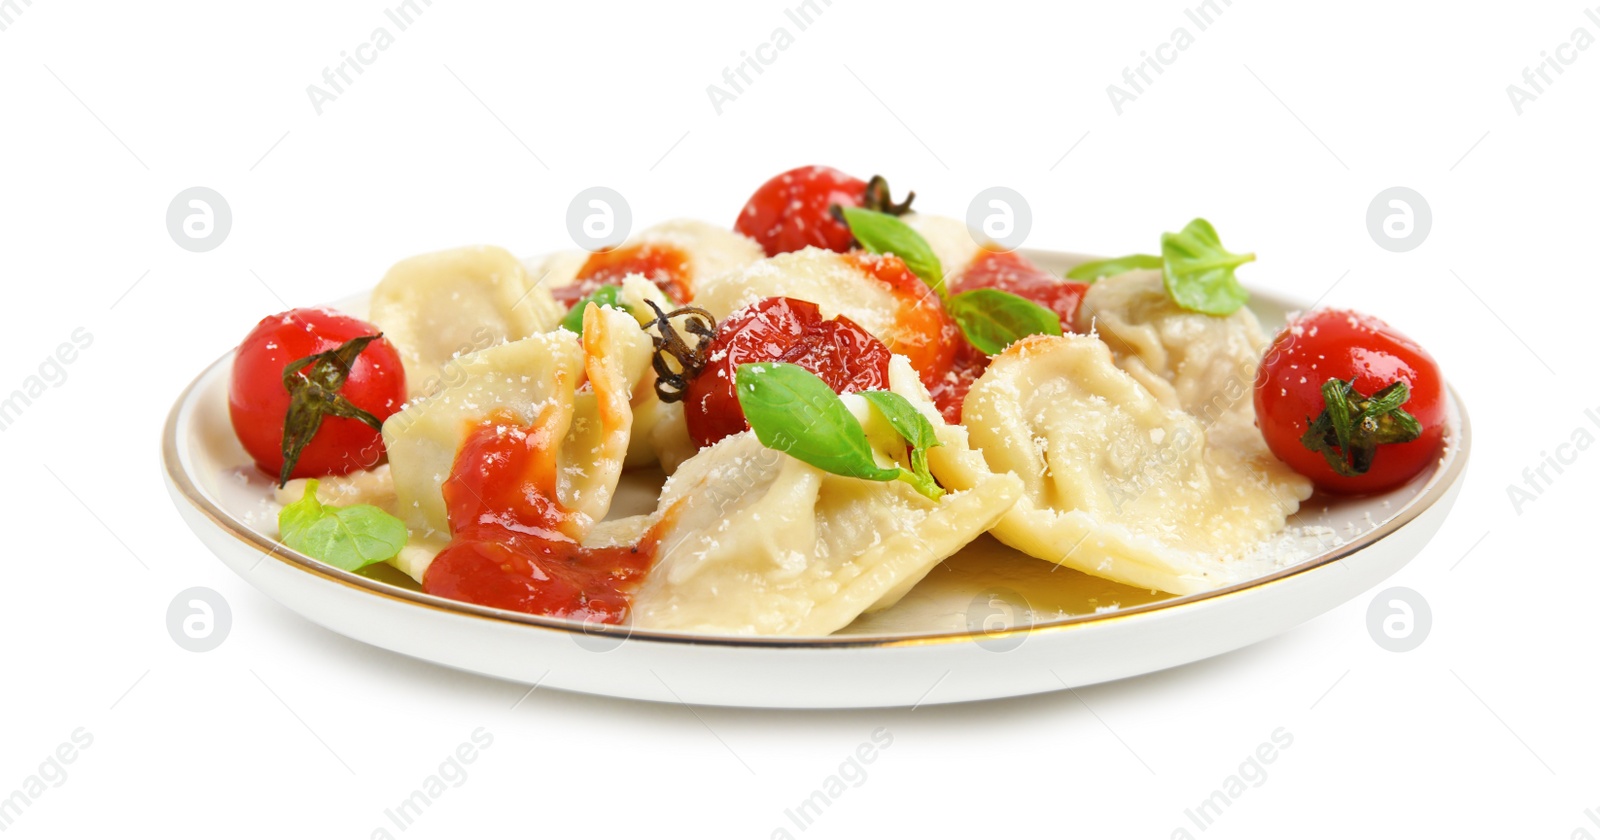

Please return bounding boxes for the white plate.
[162,250,1470,708]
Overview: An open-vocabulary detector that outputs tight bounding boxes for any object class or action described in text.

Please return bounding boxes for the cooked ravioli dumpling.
[692,247,956,383]
[953,334,1310,595]
[621,357,1023,635]
[381,306,652,581]
[903,212,982,277]
[369,245,564,398]
[1076,269,1277,459]
[532,218,763,304]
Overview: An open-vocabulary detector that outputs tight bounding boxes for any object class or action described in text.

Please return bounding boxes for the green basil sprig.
[837,206,945,291]
[1064,218,1254,315]
[734,363,943,500]
[857,390,943,499]
[837,207,1062,356]
[278,480,408,572]
[1065,253,1162,282]
[560,284,630,334]
[945,288,1063,355]
[1160,219,1254,315]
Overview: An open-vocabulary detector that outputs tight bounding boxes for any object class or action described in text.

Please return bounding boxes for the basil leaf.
[859,390,944,500]
[1065,253,1162,282]
[278,480,408,572]
[859,391,940,456]
[734,363,899,482]
[560,284,630,334]
[946,288,1063,355]
[1160,218,1254,315]
[838,206,945,293]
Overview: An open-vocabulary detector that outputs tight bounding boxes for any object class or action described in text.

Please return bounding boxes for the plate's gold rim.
[162,287,1471,651]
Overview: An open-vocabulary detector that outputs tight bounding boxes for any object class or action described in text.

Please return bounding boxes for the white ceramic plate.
[162,250,1470,708]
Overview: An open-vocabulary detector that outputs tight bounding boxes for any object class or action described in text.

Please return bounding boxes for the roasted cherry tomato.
[925,339,988,425]
[683,296,892,448]
[555,242,692,307]
[950,249,1091,332]
[229,308,406,484]
[1254,309,1444,494]
[734,165,914,257]
[846,251,962,387]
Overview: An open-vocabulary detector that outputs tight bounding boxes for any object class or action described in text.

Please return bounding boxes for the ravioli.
[695,247,895,330]
[626,394,697,475]
[620,357,1023,635]
[952,334,1310,595]
[601,275,698,472]
[381,305,652,581]
[903,212,982,278]
[1076,270,1291,468]
[532,218,763,302]
[691,245,962,384]
[368,245,565,399]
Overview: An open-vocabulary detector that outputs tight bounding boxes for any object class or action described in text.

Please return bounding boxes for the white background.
[1,0,1596,837]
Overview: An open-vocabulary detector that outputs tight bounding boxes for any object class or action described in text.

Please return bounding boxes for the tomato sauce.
[845,251,961,393]
[421,410,663,623]
[555,243,693,307]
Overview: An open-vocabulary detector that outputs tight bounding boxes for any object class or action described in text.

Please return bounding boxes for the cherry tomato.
[735,166,864,256]
[228,308,406,482]
[734,165,915,257]
[1254,309,1445,494]
[556,242,693,307]
[683,296,892,448]
[925,339,988,424]
[950,249,1091,332]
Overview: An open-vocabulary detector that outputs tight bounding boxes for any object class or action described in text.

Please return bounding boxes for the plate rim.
[163,269,1472,650]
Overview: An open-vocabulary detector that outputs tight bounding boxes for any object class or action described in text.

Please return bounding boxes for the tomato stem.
[1299,378,1422,478]
[860,175,915,217]
[277,334,386,487]
[827,175,916,252]
[643,301,717,404]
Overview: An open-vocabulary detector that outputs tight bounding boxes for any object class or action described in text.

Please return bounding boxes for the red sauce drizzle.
[555,243,693,307]
[421,410,663,623]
